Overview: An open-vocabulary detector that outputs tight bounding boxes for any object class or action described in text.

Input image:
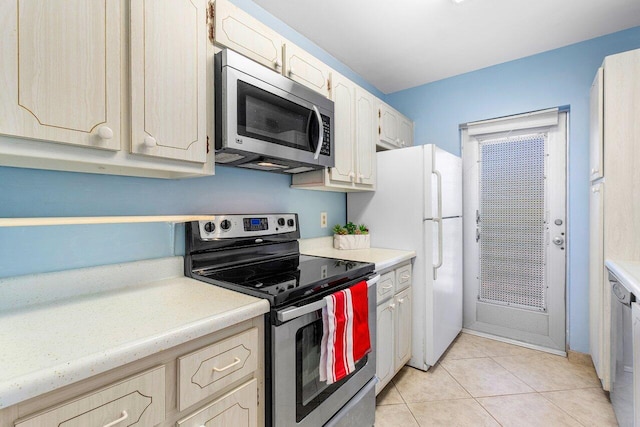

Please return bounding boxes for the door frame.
[460,108,569,354]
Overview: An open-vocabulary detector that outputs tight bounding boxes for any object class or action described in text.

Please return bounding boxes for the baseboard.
[461,328,567,357]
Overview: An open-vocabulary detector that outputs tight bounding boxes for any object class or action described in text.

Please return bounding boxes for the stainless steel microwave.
[215,49,334,174]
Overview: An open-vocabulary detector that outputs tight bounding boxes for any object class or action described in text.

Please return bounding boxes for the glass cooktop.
[196,254,374,307]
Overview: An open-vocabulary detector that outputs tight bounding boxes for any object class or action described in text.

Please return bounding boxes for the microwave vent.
[215,152,245,164]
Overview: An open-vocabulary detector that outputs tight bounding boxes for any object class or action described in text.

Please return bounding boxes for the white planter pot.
[333,234,370,250]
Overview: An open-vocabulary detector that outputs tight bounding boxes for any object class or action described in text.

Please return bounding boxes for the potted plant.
[332,222,370,250]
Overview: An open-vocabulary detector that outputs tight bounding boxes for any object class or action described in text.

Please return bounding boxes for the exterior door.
[462,110,567,352]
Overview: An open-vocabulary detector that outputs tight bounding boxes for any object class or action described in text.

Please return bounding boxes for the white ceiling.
[252,0,640,94]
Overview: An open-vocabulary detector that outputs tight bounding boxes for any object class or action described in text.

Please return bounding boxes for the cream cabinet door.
[378,103,400,147]
[355,87,375,186]
[214,0,283,72]
[590,67,604,181]
[177,379,257,427]
[394,287,412,369]
[329,72,355,184]
[590,182,605,381]
[400,117,414,148]
[130,0,207,163]
[0,0,121,151]
[284,43,331,97]
[376,298,395,394]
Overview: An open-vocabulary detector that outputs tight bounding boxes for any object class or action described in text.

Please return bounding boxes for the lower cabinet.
[375,263,413,394]
[3,318,263,427]
[633,302,640,426]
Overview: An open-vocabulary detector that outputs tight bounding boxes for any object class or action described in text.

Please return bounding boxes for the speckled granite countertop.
[0,256,269,409]
[299,237,415,272]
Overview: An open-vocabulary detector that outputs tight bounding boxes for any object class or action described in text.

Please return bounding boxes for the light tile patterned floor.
[375,333,618,426]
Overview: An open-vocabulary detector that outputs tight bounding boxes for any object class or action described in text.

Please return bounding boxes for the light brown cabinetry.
[377,102,414,150]
[0,0,213,178]
[375,263,413,394]
[590,48,640,391]
[0,319,263,427]
[291,72,376,192]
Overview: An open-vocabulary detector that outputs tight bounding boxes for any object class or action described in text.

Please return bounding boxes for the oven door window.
[237,80,320,153]
[296,317,367,422]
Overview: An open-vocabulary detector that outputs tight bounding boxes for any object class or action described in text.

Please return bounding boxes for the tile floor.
[375,333,618,426]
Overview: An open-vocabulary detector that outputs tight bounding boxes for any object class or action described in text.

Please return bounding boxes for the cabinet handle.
[97,126,113,140]
[398,298,405,304]
[381,284,393,290]
[591,168,599,175]
[143,135,157,148]
[274,59,282,69]
[389,303,396,310]
[103,411,128,427]
[349,172,355,181]
[592,187,600,193]
[212,357,241,372]
[400,274,410,280]
[358,173,364,181]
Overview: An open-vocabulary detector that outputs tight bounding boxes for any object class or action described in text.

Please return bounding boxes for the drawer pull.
[400,274,410,280]
[212,357,241,372]
[103,410,129,427]
[381,284,393,290]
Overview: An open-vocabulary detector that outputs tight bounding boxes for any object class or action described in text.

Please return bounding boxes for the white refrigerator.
[348,144,463,370]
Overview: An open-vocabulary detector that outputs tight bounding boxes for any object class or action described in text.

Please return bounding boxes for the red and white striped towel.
[319,280,370,384]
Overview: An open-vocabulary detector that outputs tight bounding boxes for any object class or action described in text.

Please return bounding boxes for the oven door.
[221,64,333,168]
[272,275,378,427]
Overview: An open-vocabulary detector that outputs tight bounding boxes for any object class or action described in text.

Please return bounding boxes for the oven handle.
[276,274,380,323]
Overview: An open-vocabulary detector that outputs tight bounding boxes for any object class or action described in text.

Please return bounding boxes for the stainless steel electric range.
[185,214,379,427]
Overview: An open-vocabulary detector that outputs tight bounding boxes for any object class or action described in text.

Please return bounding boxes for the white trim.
[461,328,567,357]
[467,108,559,136]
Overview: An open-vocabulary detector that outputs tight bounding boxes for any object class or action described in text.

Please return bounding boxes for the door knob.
[552,236,564,246]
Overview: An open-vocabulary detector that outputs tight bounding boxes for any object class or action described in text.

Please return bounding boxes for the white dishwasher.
[608,270,635,427]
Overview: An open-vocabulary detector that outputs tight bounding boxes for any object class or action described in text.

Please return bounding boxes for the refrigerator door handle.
[433,218,443,280]
[432,169,443,280]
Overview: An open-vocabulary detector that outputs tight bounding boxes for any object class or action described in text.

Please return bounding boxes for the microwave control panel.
[320,115,331,156]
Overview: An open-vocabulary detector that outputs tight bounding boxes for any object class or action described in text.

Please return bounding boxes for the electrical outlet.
[320,212,328,228]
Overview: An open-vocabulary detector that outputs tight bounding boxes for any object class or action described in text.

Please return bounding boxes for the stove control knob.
[204,221,215,233]
[220,219,232,231]
[287,219,295,227]
[277,218,285,226]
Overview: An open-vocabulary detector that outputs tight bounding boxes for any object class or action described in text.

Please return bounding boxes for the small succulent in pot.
[332,224,348,235]
[332,222,369,235]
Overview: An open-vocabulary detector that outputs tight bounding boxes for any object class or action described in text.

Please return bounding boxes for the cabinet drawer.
[395,264,412,292]
[178,327,258,411]
[16,366,165,427]
[177,379,257,427]
[376,271,395,303]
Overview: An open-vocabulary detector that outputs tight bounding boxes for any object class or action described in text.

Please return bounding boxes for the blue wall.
[386,26,640,353]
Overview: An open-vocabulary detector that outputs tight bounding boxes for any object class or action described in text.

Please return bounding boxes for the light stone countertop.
[0,257,269,409]
[299,236,416,272]
[605,259,640,297]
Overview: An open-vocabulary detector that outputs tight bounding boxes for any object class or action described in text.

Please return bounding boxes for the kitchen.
[1,0,639,426]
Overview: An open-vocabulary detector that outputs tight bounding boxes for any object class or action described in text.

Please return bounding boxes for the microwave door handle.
[312,105,324,160]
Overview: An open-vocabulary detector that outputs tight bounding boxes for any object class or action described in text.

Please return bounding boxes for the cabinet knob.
[143,135,157,148]
[289,67,296,76]
[401,140,406,146]
[398,298,405,304]
[358,174,364,181]
[274,59,282,69]
[348,171,355,181]
[592,187,600,193]
[396,138,400,144]
[97,126,113,140]
[591,168,599,175]
[389,303,396,310]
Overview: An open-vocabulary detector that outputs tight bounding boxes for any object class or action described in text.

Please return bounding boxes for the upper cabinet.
[378,102,413,150]
[284,43,332,98]
[0,0,122,152]
[590,67,604,182]
[291,72,376,192]
[130,0,208,163]
[0,0,213,178]
[214,0,284,73]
